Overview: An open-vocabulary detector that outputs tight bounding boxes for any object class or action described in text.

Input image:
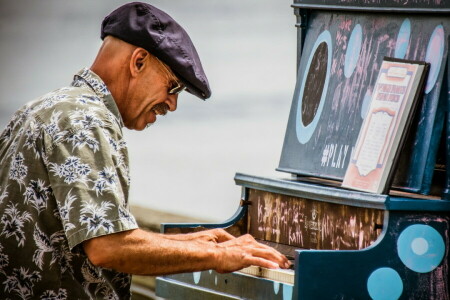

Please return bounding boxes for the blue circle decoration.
[193,271,201,284]
[411,237,429,255]
[282,284,293,300]
[344,24,363,78]
[295,30,332,144]
[361,89,372,119]
[424,25,445,94]
[397,224,445,273]
[367,268,403,300]
[394,19,411,59]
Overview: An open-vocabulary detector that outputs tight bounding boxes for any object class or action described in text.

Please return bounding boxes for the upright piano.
[156,1,450,299]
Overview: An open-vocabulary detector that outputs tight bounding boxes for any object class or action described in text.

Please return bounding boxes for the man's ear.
[130,48,149,76]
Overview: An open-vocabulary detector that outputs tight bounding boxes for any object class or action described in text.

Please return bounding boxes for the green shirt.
[0,68,138,299]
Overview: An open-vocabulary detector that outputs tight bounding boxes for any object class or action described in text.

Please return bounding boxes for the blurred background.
[0,0,296,222]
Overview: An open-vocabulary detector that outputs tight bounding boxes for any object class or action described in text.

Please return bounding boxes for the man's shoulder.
[31,86,112,125]
[37,86,104,110]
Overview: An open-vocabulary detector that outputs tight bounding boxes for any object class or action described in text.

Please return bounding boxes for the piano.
[156,1,450,299]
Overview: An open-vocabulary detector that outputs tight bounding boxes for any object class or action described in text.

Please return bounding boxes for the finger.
[240,241,290,267]
[220,236,290,268]
[247,247,290,269]
[244,256,280,269]
[253,243,290,268]
[214,229,235,243]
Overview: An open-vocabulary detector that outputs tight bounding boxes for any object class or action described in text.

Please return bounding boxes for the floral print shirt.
[0,68,138,299]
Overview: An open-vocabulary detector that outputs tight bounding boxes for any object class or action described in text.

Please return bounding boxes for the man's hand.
[164,228,289,272]
[213,234,290,273]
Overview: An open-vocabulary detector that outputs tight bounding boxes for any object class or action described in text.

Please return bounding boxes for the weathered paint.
[248,189,384,250]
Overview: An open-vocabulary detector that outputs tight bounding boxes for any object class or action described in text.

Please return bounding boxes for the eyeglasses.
[168,81,186,95]
[156,57,185,95]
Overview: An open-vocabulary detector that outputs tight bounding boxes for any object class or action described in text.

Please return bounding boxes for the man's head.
[91,2,211,130]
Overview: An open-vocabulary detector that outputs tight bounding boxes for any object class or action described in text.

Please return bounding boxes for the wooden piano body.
[156,1,450,299]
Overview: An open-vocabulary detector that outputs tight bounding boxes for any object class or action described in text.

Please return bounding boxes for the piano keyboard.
[237,266,295,284]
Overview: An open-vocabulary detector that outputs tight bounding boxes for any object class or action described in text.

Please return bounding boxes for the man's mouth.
[151,102,169,116]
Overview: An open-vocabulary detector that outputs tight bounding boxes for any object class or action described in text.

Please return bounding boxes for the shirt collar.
[72,68,124,127]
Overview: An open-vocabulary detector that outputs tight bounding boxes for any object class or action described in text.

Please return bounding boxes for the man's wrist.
[208,243,223,271]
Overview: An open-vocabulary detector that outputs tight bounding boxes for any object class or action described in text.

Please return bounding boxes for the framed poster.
[342,58,429,193]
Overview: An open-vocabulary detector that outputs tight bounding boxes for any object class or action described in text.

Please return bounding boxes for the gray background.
[0,0,296,221]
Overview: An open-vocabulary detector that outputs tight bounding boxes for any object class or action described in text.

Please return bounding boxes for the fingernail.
[285,262,291,269]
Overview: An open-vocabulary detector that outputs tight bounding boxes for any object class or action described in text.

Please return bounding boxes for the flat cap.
[101,2,211,100]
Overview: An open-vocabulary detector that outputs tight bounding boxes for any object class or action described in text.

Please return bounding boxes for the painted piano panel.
[293,0,450,10]
[295,211,449,299]
[278,11,449,195]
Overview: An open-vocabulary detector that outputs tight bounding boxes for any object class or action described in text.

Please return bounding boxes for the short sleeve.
[44,121,138,250]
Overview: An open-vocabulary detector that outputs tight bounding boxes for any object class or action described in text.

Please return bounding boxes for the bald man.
[0,3,288,299]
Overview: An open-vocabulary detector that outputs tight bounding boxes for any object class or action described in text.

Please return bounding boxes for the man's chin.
[125,121,153,131]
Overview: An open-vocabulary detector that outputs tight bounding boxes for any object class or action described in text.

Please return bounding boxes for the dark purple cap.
[101,2,211,100]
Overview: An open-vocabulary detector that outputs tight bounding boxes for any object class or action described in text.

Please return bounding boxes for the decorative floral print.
[67,129,100,152]
[94,167,118,196]
[40,288,68,300]
[4,267,41,299]
[49,156,92,185]
[9,152,28,187]
[32,226,65,270]
[58,190,77,232]
[24,179,52,214]
[1,203,32,247]
[0,68,137,299]
[80,200,115,235]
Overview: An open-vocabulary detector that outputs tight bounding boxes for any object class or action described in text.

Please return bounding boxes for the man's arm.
[83,228,290,275]
[158,228,235,242]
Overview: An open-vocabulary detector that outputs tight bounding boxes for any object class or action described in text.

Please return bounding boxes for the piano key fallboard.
[157,173,450,299]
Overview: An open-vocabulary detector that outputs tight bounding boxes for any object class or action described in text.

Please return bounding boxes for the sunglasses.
[168,81,186,95]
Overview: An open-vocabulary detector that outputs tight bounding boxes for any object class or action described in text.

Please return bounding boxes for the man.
[0,2,289,299]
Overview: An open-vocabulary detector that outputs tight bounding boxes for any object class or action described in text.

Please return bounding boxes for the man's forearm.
[84,228,289,276]
[84,229,220,275]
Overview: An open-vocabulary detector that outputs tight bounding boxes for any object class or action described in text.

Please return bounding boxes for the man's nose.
[166,94,178,112]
